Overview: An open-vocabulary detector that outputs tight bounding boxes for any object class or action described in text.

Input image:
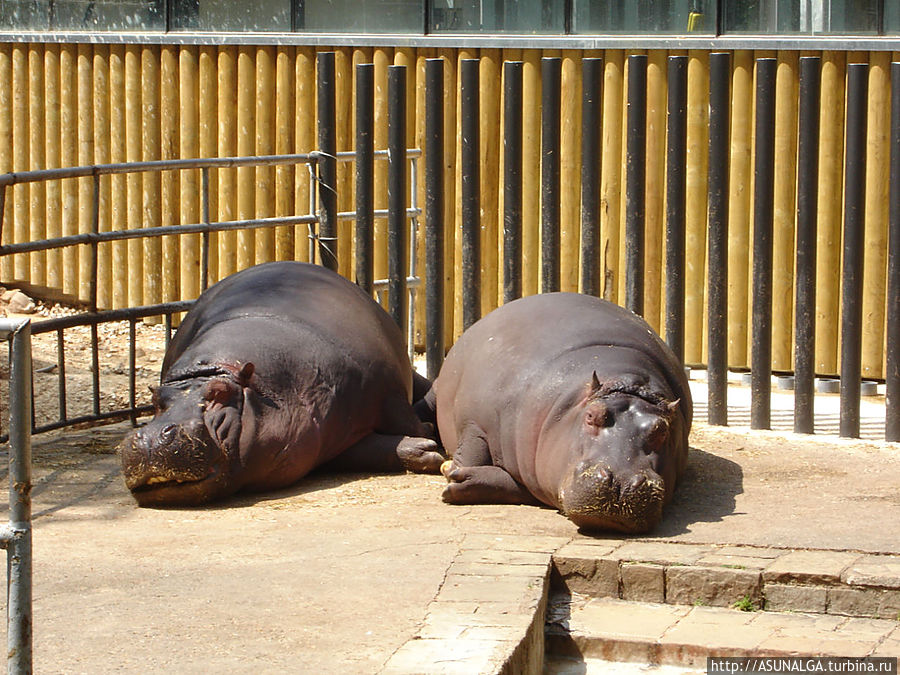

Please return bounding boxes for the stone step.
[552,540,900,620]
[545,595,900,670]
[545,654,704,674]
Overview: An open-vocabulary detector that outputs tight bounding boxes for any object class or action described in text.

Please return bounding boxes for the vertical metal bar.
[308,159,318,263]
[707,52,731,426]
[7,320,33,675]
[56,328,67,424]
[541,56,561,294]
[461,58,481,330]
[89,173,100,313]
[425,58,445,380]
[407,157,418,363]
[355,62,375,295]
[887,61,900,442]
[665,55,688,364]
[794,56,821,435]
[840,63,869,439]
[316,51,338,272]
[129,318,138,426]
[503,60,524,304]
[625,53,648,316]
[90,323,101,416]
[580,57,603,298]
[164,312,173,352]
[200,167,210,292]
[750,58,777,431]
[387,64,408,332]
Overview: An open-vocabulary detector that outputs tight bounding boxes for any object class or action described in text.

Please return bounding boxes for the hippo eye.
[585,404,612,429]
[161,424,178,442]
[644,418,670,451]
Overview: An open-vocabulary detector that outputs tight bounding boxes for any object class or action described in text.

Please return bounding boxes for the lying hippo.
[425,292,691,533]
[120,261,443,507]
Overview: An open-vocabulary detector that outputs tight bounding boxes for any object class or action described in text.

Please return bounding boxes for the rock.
[6,290,36,314]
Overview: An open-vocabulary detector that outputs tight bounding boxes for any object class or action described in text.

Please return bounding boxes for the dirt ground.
[1,308,899,672]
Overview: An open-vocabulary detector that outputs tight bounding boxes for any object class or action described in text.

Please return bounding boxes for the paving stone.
[382,637,517,675]
[707,545,785,560]
[753,635,875,657]
[659,605,774,650]
[456,548,552,566]
[450,561,551,577]
[666,566,762,608]
[610,541,712,566]
[763,550,861,585]
[842,555,900,589]
[833,616,899,640]
[553,541,622,560]
[871,626,900,657]
[827,586,900,619]
[763,583,828,613]
[553,555,619,597]
[460,533,569,553]
[573,597,690,642]
[749,610,846,635]
[621,562,665,603]
[437,574,546,604]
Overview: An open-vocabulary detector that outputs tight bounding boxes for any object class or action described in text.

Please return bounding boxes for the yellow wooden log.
[12,44,28,284]
[77,43,95,303]
[199,46,218,283]
[92,44,111,309]
[60,45,79,296]
[684,50,709,365]
[180,45,201,293]
[453,48,477,340]
[438,48,458,347]
[772,52,799,372]
[599,49,624,303]
[644,49,667,333]
[160,45,180,305]
[45,44,65,289]
[0,44,13,283]
[560,49,582,296]
[862,51,892,379]
[413,47,434,348]
[294,47,315,263]
[815,50,846,376]
[28,44,47,288]
[125,44,143,306]
[217,46,238,279]
[726,50,753,368]
[373,47,393,292]
[140,45,161,311]
[254,45,276,265]
[236,46,256,270]
[335,48,354,279]
[521,49,542,298]
[274,46,295,262]
[109,45,128,309]
[349,47,370,276]
[479,49,501,317]
[616,51,633,304]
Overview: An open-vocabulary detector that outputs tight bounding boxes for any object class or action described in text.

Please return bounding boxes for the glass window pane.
[298,0,423,33]
[53,0,164,30]
[571,0,714,34]
[0,1,50,30]
[430,0,564,34]
[171,0,291,31]
[887,0,900,32]
[722,0,880,34]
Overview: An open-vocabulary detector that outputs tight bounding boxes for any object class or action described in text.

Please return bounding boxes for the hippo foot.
[441,463,540,506]
[396,436,444,474]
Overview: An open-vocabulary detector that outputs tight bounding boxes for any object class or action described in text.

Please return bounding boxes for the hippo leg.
[326,433,444,474]
[441,431,540,506]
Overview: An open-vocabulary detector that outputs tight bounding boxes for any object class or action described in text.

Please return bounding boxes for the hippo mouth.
[560,468,667,534]
[127,467,225,507]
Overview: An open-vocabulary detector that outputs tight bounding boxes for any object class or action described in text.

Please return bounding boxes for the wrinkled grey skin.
[120,261,443,507]
[423,292,692,533]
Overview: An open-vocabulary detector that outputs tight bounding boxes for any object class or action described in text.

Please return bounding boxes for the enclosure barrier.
[0,318,33,675]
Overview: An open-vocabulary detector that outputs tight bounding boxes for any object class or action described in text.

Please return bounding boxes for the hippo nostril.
[161,424,178,442]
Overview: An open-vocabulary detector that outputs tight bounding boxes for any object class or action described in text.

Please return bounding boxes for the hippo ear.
[665,399,680,419]
[590,371,602,394]
[203,378,243,407]
[237,361,255,385]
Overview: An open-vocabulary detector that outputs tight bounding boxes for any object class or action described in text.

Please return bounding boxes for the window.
[722,0,881,34]
[298,0,424,33]
[170,0,291,31]
[429,0,564,34]
[571,0,714,34]
[1,0,165,31]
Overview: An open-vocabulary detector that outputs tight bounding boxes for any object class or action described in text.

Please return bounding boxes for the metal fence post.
[580,57,603,298]
[424,58,445,380]
[541,57,561,295]
[316,51,338,272]
[0,318,34,675]
[625,54,647,317]
[387,64,408,331]
[665,55,688,364]
[503,60,523,305]
[355,62,375,295]
[460,58,481,330]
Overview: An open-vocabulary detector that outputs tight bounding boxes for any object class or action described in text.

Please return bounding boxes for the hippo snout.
[560,461,666,534]
[120,419,229,507]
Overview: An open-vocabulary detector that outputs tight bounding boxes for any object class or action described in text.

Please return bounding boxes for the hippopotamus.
[424,292,691,533]
[120,261,444,507]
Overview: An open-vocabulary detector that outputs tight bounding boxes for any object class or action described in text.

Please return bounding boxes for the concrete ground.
[1,378,898,673]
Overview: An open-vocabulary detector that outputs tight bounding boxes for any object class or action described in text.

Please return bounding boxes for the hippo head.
[558,372,682,534]
[120,362,255,507]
